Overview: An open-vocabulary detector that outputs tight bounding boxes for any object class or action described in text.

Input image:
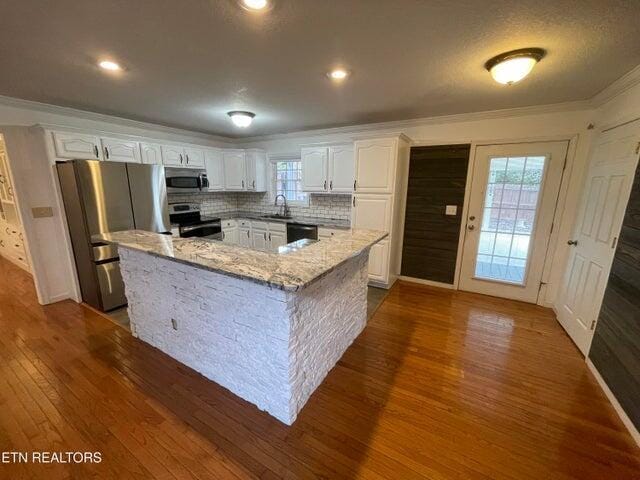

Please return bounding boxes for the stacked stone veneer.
[119,247,369,424]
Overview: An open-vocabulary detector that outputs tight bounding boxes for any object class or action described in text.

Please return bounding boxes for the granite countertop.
[96,229,386,291]
[214,211,352,229]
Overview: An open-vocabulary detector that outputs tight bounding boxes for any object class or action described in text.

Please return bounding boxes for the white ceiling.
[2,1,639,138]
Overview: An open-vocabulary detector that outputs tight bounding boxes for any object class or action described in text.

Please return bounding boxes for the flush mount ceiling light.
[227,111,255,128]
[98,60,122,72]
[485,48,545,85]
[239,0,271,11]
[327,68,350,81]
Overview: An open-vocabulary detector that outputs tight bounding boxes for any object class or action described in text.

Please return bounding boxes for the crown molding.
[590,64,640,107]
[0,95,234,144]
[236,100,593,144]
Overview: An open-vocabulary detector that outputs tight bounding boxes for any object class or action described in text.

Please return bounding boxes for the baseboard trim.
[586,358,640,447]
[398,276,455,290]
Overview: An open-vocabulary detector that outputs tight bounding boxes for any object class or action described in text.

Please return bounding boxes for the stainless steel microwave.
[165,167,209,193]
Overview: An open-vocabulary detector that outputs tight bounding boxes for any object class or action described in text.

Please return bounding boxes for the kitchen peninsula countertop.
[96,228,386,291]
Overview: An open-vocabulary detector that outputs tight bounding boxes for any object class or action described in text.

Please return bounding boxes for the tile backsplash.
[168,192,352,220]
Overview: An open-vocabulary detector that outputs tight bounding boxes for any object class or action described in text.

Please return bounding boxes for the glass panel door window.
[475,155,546,285]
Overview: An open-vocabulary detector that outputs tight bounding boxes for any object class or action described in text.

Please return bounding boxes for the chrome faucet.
[274,194,290,217]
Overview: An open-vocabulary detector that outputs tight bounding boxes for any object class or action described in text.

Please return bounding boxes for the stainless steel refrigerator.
[57,159,170,311]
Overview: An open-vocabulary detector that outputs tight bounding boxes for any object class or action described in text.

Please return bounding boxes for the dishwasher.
[286,223,318,243]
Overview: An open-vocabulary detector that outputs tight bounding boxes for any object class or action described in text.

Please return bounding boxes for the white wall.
[240,105,597,306]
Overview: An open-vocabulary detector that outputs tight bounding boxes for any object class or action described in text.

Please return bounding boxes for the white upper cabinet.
[100,137,141,163]
[354,138,397,193]
[140,143,163,165]
[161,145,184,166]
[184,147,205,168]
[301,147,329,192]
[245,149,267,192]
[52,132,101,160]
[223,150,246,190]
[328,145,354,193]
[204,149,224,191]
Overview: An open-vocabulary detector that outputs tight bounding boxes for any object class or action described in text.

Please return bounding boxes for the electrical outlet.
[32,206,54,218]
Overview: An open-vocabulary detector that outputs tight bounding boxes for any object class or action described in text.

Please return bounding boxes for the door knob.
[468,225,475,231]
[567,240,578,246]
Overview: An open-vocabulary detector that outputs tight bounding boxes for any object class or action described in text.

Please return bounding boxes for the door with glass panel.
[459,142,568,303]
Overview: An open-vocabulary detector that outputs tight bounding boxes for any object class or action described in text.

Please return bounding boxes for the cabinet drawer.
[267,222,286,233]
[318,227,350,239]
[238,219,251,228]
[251,220,267,231]
[222,219,237,228]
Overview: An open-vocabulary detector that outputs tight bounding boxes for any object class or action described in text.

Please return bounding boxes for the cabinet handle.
[353,180,357,191]
[179,154,183,164]
[324,180,327,190]
[186,154,189,164]
[352,196,356,207]
[104,146,110,159]
[247,230,250,238]
[269,233,272,241]
[252,180,255,188]
[263,232,267,241]
[94,145,99,158]
[242,180,245,189]
[329,180,333,190]
[222,231,225,239]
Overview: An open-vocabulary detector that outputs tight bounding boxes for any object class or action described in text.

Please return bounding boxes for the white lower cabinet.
[367,240,389,283]
[251,226,268,250]
[221,219,238,244]
[268,229,287,251]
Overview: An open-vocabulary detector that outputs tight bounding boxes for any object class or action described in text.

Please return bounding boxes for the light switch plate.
[32,206,54,218]
[445,205,458,216]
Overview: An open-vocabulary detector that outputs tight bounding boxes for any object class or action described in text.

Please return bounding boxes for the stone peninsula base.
[119,247,369,424]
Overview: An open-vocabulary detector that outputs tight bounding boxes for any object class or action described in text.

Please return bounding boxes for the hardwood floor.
[0,258,638,479]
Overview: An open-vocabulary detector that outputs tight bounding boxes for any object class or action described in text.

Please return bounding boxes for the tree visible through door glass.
[475,156,546,284]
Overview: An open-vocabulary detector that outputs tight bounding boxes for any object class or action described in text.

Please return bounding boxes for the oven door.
[180,221,222,239]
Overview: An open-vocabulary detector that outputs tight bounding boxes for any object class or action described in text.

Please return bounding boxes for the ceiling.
[2,1,639,138]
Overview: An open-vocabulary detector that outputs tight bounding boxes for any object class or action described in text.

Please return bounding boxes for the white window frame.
[268,154,310,206]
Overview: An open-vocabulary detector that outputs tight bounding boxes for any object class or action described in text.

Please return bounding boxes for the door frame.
[407,134,579,306]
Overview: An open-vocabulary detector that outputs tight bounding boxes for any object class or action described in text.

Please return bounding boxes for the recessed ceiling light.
[98,60,122,71]
[327,69,350,81]
[240,0,269,11]
[485,48,545,85]
[227,111,255,128]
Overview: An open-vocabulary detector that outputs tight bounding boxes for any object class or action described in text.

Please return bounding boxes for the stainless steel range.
[169,203,222,240]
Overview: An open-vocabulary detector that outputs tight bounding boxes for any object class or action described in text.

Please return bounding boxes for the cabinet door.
[354,138,396,193]
[269,230,287,251]
[245,150,267,192]
[184,147,205,168]
[161,145,185,166]
[101,137,141,163]
[53,131,101,160]
[140,143,163,165]
[222,227,238,245]
[204,149,224,190]
[301,147,328,192]
[223,150,246,190]
[368,240,390,283]
[352,194,393,232]
[328,146,354,192]
[252,229,268,250]
[238,227,251,247]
